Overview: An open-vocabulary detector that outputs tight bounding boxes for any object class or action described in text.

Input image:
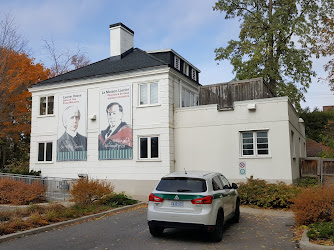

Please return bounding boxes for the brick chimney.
[109,23,134,57]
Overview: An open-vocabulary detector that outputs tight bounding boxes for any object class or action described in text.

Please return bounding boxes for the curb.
[0,202,146,243]
[299,230,334,250]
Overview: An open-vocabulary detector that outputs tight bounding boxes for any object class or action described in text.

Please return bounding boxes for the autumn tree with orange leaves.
[0,14,49,170]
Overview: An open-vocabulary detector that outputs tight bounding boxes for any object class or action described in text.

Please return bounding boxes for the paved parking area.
[0,206,298,249]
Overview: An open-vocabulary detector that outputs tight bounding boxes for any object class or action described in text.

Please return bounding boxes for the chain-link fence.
[0,173,76,201]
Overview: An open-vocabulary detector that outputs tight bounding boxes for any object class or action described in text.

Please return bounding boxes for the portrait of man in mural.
[98,102,133,151]
[57,106,87,152]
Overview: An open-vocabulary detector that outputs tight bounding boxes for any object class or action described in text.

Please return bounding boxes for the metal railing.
[0,173,76,201]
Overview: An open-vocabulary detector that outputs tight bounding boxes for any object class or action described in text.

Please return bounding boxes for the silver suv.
[147,171,240,242]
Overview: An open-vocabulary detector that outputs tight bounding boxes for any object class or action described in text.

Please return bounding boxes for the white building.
[29,23,306,200]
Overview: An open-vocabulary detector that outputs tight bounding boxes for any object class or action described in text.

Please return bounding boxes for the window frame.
[138,135,160,161]
[191,68,197,81]
[240,130,270,158]
[174,56,181,71]
[37,142,53,163]
[183,63,189,76]
[39,95,55,116]
[138,82,159,106]
[181,86,198,107]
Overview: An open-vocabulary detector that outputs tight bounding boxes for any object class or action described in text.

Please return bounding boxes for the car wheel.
[210,211,224,242]
[232,199,240,223]
[149,225,164,237]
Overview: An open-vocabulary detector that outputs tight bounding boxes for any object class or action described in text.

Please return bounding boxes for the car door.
[219,175,235,217]
[212,175,231,216]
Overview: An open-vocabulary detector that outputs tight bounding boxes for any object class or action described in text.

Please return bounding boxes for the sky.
[1,0,333,110]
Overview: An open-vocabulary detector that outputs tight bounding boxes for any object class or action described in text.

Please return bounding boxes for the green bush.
[307,222,334,242]
[100,192,138,206]
[238,176,301,209]
[296,177,319,187]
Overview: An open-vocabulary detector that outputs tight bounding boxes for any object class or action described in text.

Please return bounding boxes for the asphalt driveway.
[0,206,297,250]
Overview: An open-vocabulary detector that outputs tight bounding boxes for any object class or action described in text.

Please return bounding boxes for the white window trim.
[183,63,189,76]
[174,56,180,71]
[39,95,55,116]
[137,135,160,161]
[191,68,197,81]
[239,130,270,158]
[138,82,159,107]
[36,142,54,163]
[181,86,198,107]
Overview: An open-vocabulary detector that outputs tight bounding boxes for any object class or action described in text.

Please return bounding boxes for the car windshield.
[156,177,207,192]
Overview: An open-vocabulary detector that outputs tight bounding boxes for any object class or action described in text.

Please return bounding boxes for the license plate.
[171,201,184,207]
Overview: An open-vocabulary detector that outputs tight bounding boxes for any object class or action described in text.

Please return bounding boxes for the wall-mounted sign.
[98,86,133,160]
[239,161,246,175]
[57,91,87,161]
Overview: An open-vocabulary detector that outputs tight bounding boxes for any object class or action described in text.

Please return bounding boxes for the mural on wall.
[98,86,133,160]
[57,92,87,161]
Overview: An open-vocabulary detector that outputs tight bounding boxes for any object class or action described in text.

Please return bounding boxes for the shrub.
[292,187,334,226]
[26,212,49,226]
[0,178,46,205]
[238,176,301,209]
[296,177,319,187]
[307,222,334,242]
[70,178,114,205]
[100,192,138,206]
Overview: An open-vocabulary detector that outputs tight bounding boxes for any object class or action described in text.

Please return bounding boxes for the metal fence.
[0,173,76,201]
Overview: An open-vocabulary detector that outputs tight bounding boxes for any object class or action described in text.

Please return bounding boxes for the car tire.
[232,199,240,223]
[149,225,164,237]
[210,211,224,242]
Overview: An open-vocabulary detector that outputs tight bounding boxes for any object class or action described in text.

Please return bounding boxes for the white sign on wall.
[239,161,246,175]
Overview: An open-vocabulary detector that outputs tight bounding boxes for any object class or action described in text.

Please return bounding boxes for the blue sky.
[1,0,333,110]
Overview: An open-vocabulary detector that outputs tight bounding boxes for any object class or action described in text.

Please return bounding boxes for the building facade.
[29,23,306,199]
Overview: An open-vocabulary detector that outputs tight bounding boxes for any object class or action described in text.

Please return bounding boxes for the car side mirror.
[232,183,238,189]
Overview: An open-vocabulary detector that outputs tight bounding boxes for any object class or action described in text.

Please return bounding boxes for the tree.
[299,107,334,148]
[0,13,50,170]
[314,18,334,91]
[43,38,90,77]
[213,0,334,110]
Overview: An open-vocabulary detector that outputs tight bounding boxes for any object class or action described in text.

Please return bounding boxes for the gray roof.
[33,48,169,87]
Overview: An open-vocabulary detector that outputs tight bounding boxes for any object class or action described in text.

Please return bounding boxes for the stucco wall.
[174,97,301,184]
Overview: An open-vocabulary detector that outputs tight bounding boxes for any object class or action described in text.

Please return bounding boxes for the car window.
[220,175,231,189]
[156,177,207,192]
[212,176,224,191]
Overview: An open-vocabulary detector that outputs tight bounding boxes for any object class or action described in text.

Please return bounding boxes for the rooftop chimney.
[109,23,134,57]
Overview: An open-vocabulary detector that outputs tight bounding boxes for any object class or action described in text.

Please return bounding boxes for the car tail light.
[191,195,213,204]
[149,193,164,202]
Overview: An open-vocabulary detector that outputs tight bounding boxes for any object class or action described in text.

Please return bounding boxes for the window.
[191,69,197,81]
[38,142,53,162]
[40,96,54,115]
[220,175,231,189]
[139,83,158,105]
[181,88,198,107]
[139,136,159,159]
[241,131,269,156]
[174,56,180,71]
[183,63,189,75]
[156,177,207,192]
[291,130,295,158]
[212,176,223,191]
